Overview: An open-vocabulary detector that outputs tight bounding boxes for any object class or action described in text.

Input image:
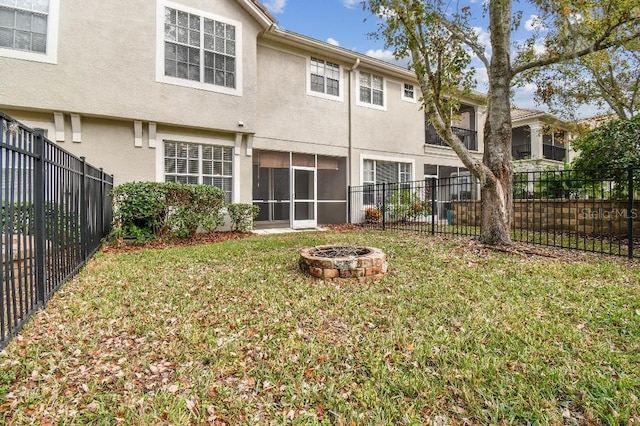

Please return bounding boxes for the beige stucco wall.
[0,0,263,133]
[255,42,349,148]
[1,0,490,210]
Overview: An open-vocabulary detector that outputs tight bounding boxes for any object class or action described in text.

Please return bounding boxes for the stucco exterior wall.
[255,42,349,148]
[0,0,263,133]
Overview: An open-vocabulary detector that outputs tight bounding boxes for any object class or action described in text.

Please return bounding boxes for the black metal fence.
[1,112,113,350]
[348,167,639,259]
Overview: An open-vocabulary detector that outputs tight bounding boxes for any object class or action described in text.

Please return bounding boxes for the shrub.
[364,206,382,223]
[111,182,225,242]
[227,203,259,232]
[389,188,431,221]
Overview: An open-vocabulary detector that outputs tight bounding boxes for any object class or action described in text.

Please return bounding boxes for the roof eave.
[260,28,487,105]
[238,0,275,29]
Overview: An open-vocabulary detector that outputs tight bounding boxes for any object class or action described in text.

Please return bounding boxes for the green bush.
[388,188,431,222]
[1,202,34,234]
[227,203,259,232]
[1,201,80,243]
[111,182,225,242]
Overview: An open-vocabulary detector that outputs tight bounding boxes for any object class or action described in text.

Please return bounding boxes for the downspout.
[348,58,360,188]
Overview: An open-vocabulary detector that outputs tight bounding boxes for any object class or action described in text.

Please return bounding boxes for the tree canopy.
[364,0,640,244]
[521,42,640,120]
[571,114,640,172]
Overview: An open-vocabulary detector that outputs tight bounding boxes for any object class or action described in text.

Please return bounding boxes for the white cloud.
[569,13,584,24]
[525,15,545,31]
[472,27,491,50]
[327,37,340,46]
[376,6,396,19]
[262,0,286,14]
[513,84,540,109]
[343,0,359,8]
[533,42,547,55]
[365,49,396,62]
[474,67,488,84]
[520,83,537,94]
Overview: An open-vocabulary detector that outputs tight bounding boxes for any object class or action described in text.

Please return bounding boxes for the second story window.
[310,57,339,97]
[160,4,241,95]
[359,71,384,108]
[0,0,58,63]
[0,0,48,53]
[402,83,415,102]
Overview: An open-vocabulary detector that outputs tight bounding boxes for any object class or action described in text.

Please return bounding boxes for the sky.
[258,0,598,117]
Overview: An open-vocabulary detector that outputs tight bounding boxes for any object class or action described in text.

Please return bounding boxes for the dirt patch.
[101,231,255,254]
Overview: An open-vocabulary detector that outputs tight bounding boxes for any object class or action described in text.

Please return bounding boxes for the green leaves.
[110,182,225,243]
[226,203,259,232]
[572,114,640,172]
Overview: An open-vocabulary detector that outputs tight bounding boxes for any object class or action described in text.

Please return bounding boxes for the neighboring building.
[0,0,486,229]
[511,107,575,171]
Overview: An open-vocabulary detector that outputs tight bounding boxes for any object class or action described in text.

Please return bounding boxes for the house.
[510,107,575,170]
[0,0,486,229]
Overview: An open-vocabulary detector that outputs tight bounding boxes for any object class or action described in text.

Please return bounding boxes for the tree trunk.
[481,0,514,245]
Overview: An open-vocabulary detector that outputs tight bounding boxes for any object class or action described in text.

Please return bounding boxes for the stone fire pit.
[299,245,388,280]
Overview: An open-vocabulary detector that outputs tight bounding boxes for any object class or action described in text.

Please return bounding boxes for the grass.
[1,230,639,425]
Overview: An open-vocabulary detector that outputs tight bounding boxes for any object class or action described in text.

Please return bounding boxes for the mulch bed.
[101,224,635,264]
[101,231,255,254]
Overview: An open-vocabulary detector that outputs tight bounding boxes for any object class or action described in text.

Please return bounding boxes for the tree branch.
[441,20,491,69]
[512,19,640,76]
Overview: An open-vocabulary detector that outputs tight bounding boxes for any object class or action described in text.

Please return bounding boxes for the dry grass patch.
[1,231,639,424]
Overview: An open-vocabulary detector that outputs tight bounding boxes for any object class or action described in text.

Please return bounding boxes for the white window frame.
[356,70,386,111]
[306,56,343,102]
[401,83,416,103]
[155,0,243,96]
[155,132,238,203]
[360,154,415,185]
[0,0,59,63]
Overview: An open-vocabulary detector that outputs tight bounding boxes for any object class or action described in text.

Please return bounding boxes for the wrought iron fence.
[1,112,113,350]
[348,166,639,259]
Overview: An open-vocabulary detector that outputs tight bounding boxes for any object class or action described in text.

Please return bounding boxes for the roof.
[511,107,571,130]
[260,27,488,105]
[511,107,548,121]
[250,0,276,24]
[236,0,276,29]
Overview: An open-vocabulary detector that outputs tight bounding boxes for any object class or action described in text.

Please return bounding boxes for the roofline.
[237,0,275,29]
[511,109,570,127]
[260,27,487,105]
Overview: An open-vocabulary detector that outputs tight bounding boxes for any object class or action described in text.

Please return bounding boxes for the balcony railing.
[512,143,532,160]
[543,144,566,162]
[425,125,478,151]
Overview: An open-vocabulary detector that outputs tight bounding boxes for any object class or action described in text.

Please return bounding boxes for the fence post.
[347,185,351,224]
[80,157,87,263]
[382,183,386,231]
[33,132,46,305]
[431,177,436,236]
[628,165,634,259]
[99,168,105,237]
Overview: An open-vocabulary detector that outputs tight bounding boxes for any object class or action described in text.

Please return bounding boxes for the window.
[158,2,241,95]
[0,0,57,63]
[364,159,412,186]
[402,83,415,102]
[309,57,340,97]
[358,71,385,109]
[363,159,412,205]
[164,141,233,202]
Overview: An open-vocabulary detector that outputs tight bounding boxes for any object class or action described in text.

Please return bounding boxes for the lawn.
[1,230,639,425]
